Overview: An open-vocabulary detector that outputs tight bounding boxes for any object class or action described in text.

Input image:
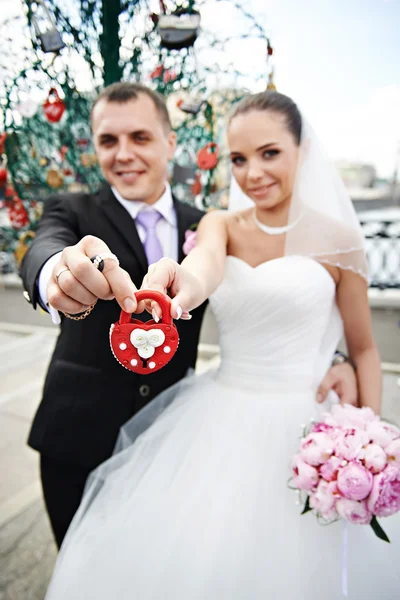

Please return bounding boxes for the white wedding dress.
[46,256,400,599]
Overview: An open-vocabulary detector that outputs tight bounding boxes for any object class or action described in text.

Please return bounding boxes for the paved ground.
[0,320,220,599]
[0,325,58,600]
[0,282,399,599]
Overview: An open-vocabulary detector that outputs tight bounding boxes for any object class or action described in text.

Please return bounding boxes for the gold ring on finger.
[55,267,70,284]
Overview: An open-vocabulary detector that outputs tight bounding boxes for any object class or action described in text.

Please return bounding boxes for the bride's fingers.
[150,300,162,321]
[180,310,192,320]
[139,270,165,318]
[140,272,151,290]
[150,302,191,321]
[141,259,177,320]
[135,299,147,314]
[141,259,193,320]
[137,297,191,321]
[170,293,192,320]
[145,259,178,294]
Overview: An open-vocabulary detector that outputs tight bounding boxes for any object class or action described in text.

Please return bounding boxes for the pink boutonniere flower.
[183,224,198,255]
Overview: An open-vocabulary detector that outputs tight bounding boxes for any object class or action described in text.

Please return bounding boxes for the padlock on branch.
[197,142,219,170]
[15,231,36,266]
[43,88,65,123]
[30,0,65,53]
[158,11,201,50]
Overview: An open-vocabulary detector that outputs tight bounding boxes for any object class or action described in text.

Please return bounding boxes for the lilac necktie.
[136,210,164,265]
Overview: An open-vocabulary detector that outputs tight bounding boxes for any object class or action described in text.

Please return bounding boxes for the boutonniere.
[183,222,198,255]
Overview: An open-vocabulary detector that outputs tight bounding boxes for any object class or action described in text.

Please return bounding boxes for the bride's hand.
[141,258,204,321]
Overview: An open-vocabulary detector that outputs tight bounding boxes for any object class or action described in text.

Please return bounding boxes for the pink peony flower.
[337,461,373,501]
[291,456,319,491]
[336,498,372,525]
[320,455,342,482]
[335,428,369,461]
[329,404,378,430]
[309,480,339,519]
[367,421,400,450]
[182,229,197,255]
[367,465,400,517]
[386,439,400,467]
[311,423,340,437]
[300,432,333,466]
[362,443,387,474]
[312,422,332,433]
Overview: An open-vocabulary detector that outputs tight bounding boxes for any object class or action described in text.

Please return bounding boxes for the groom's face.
[92,94,176,203]
[228,110,299,211]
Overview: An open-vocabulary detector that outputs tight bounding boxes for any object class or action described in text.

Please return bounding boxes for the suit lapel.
[98,185,148,273]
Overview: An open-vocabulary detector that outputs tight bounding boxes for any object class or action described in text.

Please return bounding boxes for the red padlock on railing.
[43,88,65,123]
[110,290,179,375]
[0,167,7,188]
[0,133,6,154]
[197,142,219,170]
[9,197,29,229]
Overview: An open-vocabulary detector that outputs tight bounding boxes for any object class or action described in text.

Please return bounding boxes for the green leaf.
[301,496,312,515]
[370,516,390,543]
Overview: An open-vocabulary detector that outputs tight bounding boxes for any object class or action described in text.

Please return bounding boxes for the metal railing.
[360,220,400,289]
[1,217,400,289]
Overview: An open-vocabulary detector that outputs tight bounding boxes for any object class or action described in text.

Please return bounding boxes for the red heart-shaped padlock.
[0,167,7,188]
[110,290,179,375]
[43,88,65,123]
[197,142,219,170]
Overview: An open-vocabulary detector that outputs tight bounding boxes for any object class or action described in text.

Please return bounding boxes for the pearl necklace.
[252,210,304,235]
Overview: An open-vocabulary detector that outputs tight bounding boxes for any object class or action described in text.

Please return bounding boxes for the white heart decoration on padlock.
[130,328,166,359]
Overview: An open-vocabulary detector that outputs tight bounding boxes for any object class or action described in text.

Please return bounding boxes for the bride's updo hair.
[229,91,302,145]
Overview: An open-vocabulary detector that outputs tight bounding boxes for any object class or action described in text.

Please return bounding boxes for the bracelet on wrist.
[332,351,356,371]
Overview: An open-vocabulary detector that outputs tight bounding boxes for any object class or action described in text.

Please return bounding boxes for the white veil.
[228,117,368,282]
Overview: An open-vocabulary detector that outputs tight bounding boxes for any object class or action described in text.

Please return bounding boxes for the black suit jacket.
[20,185,207,469]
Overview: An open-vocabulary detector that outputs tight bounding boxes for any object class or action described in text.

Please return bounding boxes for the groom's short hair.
[91,82,172,132]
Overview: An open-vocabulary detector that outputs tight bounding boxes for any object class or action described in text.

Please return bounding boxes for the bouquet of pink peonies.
[291,404,400,541]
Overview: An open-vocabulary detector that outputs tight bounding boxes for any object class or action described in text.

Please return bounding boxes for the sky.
[0,0,399,178]
[249,0,400,178]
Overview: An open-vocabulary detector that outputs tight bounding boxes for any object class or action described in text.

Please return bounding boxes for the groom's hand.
[317,362,358,407]
[48,235,138,315]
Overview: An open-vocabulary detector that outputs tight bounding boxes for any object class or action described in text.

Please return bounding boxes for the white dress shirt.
[38,184,178,325]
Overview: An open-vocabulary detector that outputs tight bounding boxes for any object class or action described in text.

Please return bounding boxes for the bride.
[45,91,400,598]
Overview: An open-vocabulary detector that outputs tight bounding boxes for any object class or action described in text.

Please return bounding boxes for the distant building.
[336,161,377,189]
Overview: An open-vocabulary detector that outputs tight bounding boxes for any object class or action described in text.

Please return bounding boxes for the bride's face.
[228,110,300,210]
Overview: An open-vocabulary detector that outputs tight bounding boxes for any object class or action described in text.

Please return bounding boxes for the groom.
[20,82,357,548]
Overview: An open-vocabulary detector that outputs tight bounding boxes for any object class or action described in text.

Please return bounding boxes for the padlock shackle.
[30,0,59,39]
[47,88,61,101]
[204,142,218,153]
[119,289,173,326]
[19,231,36,243]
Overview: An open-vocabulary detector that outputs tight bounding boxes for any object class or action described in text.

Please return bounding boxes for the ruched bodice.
[211,256,342,392]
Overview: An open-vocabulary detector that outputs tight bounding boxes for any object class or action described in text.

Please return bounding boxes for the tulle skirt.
[45,371,400,599]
